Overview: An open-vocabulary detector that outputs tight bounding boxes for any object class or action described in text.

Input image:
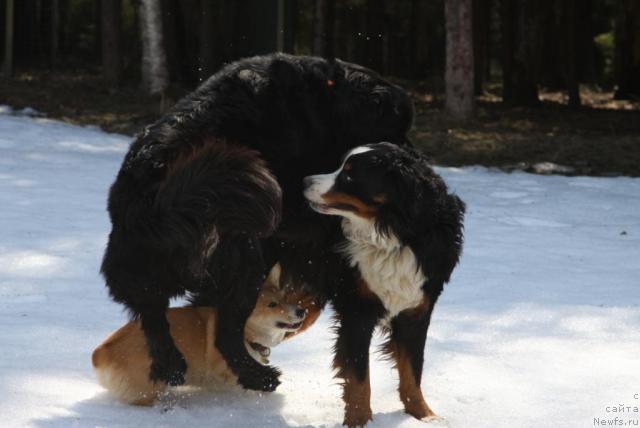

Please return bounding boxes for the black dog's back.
[102,139,281,304]
[102,136,283,389]
[121,54,412,231]
[100,53,414,391]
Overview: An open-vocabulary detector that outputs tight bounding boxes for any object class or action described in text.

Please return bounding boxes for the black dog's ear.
[325,59,344,83]
[268,58,303,88]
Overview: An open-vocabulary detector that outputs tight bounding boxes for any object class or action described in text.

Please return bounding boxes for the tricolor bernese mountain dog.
[100,53,412,393]
[303,142,465,426]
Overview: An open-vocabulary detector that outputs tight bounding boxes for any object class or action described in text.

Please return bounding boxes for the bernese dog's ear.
[378,168,465,288]
[413,191,465,288]
[375,164,427,240]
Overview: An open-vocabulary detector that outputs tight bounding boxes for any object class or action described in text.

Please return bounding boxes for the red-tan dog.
[92,265,321,405]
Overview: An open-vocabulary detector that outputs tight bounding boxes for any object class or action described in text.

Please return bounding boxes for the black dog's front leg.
[210,235,281,391]
[333,293,383,427]
[138,299,187,386]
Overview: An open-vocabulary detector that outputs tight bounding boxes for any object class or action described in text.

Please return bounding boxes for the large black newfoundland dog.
[101,53,463,424]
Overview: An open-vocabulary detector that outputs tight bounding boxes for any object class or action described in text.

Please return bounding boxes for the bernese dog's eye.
[267,302,278,308]
[342,172,353,182]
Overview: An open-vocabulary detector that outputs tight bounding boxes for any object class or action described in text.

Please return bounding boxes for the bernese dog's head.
[303,142,465,284]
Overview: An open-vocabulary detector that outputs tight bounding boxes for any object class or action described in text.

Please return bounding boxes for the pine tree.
[445,0,475,120]
[139,0,169,95]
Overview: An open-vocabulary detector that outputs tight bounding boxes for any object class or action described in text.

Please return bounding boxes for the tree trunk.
[614,0,640,99]
[408,0,419,78]
[313,0,335,59]
[273,0,295,53]
[563,0,580,107]
[94,0,101,63]
[161,0,178,81]
[473,0,490,95]
[59,0,70,59]
[381,12,390,75]
[501,0,539,106]
[3,0,15,77]
[445,0,475,120]
[364,0,385,72]
[34,0,44,63]
[139,0,169,95]
[101,0,121,88]
[198,0,216,82]
[578,0,597,83]
[537,0,561,89]
[50,0,59,69]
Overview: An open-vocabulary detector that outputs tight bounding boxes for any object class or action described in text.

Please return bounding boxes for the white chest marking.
[341,219,426,320]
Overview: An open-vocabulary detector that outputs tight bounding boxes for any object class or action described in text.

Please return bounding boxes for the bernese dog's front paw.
[404,399,437,421]
[342,408,373,428]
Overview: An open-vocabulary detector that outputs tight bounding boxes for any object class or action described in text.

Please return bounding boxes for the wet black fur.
[101,53,413,391]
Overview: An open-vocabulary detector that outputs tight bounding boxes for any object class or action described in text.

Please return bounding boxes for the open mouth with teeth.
[309,201,354,213]
[308,201,331,213]
[276,321,303,330]
[249,341,271,358]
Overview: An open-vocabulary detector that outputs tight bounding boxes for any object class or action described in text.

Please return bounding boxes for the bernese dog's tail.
[132,140,282,251]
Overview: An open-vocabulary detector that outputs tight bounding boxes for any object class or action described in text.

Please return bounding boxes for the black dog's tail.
[135,140,282,251]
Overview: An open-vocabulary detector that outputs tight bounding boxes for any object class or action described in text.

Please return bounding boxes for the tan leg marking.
[396,347,436,419]
[341,369,373,427]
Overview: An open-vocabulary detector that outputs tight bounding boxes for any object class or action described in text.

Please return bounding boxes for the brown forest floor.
[2,71,640,176]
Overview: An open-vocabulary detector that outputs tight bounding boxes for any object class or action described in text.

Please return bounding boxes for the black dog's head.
[264,55,413,147]
[303,142,465,283]
[331,61,414,145]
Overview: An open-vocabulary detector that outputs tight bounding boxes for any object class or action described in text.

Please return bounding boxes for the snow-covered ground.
[1,109,639,428]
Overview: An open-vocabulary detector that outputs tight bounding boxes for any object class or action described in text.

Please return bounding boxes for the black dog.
[303,142,465,426]
[100,54,413,392]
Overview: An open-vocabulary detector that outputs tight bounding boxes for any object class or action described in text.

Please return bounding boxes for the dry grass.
[410,87,640,176]
[0,70,176,135]
[2,71,639,176]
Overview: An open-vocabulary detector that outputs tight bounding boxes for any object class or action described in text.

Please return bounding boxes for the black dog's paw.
[237,363,282,392]
[149,350,188,386]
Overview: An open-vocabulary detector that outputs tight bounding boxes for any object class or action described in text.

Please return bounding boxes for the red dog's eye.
[268,302,278,308]
[327,79,335,87]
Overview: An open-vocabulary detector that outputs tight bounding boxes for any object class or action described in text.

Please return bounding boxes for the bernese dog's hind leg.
[207,235,281,392]
[386,301,437,420]
[138,299,187,386]
[333,298,382,427]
